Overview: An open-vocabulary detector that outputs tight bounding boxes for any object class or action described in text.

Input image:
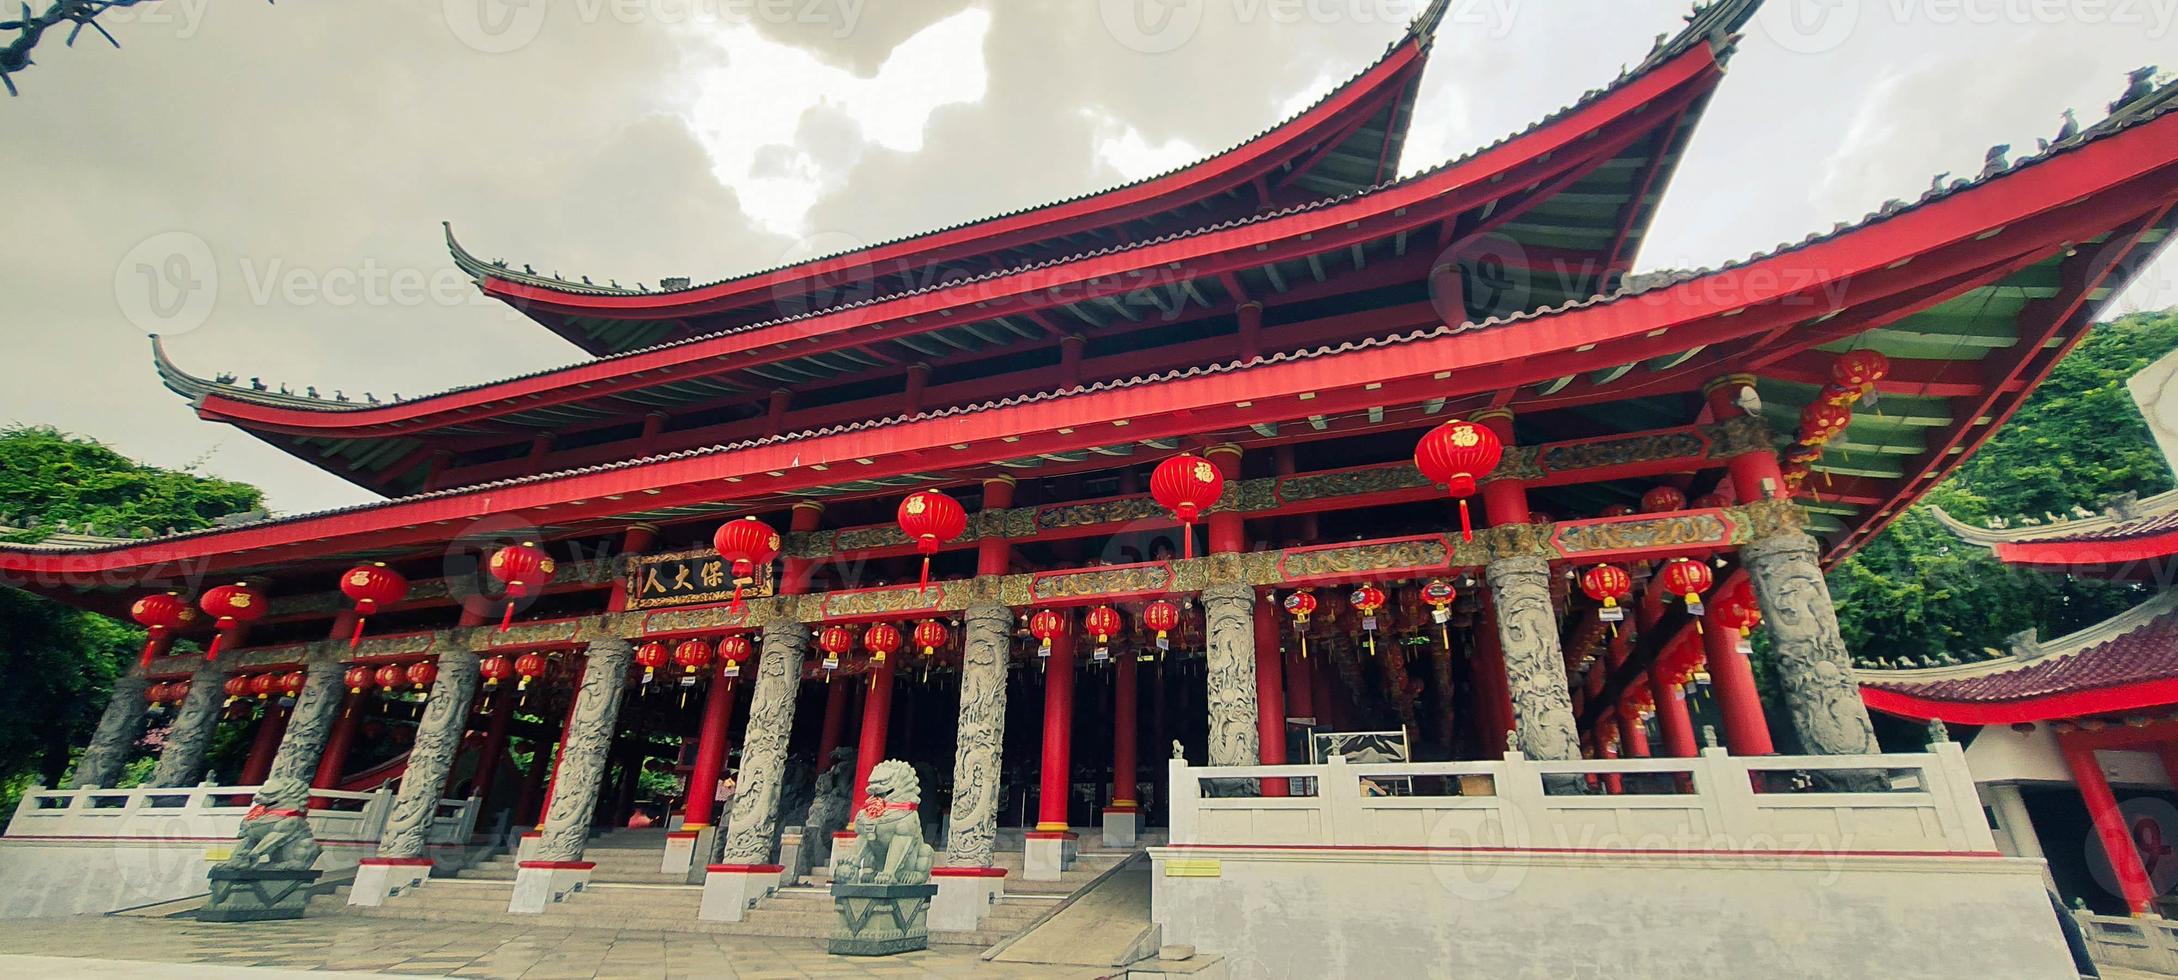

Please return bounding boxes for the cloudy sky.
[2,0,2171,517]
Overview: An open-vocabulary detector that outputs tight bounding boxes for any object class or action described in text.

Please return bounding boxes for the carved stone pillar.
[1742,529,1880,755]
[266,656,347,786]
[149,658,231,787]
[376,651,481,859]
[71,670,150,788]
[718,621,810,865]
[1200,581,1260,766]
[533,638,633,862]
[942,603,1012,868]
[1485,555,1581,762]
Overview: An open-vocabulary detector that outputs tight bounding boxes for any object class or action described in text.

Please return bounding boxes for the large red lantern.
[912,620,949,658]
[1658,558,1715,620]
[1282,590,1317,659]
[1151,454,1224,559]
[405,660,438,692]
[1349,586,1387,657]
[634,641,670,685]
[895,491,967,595]
[1142,600,1181,650]
[718,634,754,679]
[222,675,251,705]
[1084,605,1122,661]
[1414,419,1504,541]
[485,542,554,632]
[344,665,376,694]
[513,652,549,691]
[1640,486,1687,514]
[672,640,715,689]
[1580,565,1633,623]
[1029,609,1065,656]
[478,655,514,690]
[863,622,903,664]
[249,672,278,700]
[198,583,267,660]
[373,664,406,693]
[711,517,782,614]
[130,592,198,670]
[340,563,410,648]
[817,624,855,674]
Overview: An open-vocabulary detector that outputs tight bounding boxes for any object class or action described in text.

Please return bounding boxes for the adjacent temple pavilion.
[5,2,2178,974]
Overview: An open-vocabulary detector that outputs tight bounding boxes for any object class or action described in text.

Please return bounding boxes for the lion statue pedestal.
[828,760,938,956]
[200,777,324,922]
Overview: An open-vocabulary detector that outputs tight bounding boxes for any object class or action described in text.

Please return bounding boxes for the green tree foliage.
[1830,310,2178,665]
[0,426,263,812]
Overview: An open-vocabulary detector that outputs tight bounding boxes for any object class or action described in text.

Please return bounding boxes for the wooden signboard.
[623,548,777,611]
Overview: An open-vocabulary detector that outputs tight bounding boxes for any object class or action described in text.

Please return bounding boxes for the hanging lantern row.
[340,563,411,648]
[1781,350,1891,493]
[1414,419,1505,542]
[1150,454,1224,559]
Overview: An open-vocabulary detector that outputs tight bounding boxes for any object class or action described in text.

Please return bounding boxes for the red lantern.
[485,542,554,632]
[478,655,513,690]
[895,491,967,595]
[130,592,198,670]
[1349,586,1387,656]
[1580,564,1633,623]
[1282,590,1317,659]
[817,624,854,675]
[374,664,407,693]
[341,665,374,695]
[1420,579,1457,646]
[223,675,252,705]
[278,671,307,698]
[198,583,267,660]
[144,681,167,706]
[634,641,669,685]
[1832,349,1890,401]
[405,660,439,692]
[1142,600,1181,649]
[913,620,949,658]
[1083,606,1122,661]
[1714,582,1762,652]
[1640,487,1687,514]
[514,652,549,691]
[249,672,278,700]
[719,634,754,678]
[1029,609,1065,656]
[340,563,410,648]
[1658,558,1715,620]
[1691,493,1728,510]
[863,622,903,664]
[1799,400,1852,445]
[1599,503,1637,518]
[1415,419,1504,541]
[672,639,714,672]
[711,517,782,614]
[1151,454,1225,559]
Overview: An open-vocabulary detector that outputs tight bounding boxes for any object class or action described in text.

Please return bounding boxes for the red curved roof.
[1932,495,2178,573]
[1860,595,2178,725]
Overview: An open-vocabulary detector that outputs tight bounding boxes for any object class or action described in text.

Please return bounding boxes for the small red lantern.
[249,672,278,700]
[340,563,410,648]
[863,622,903,664]
[1142,600,1181,651]
[168,680,192,707]
[1714,582,1762,653]
[634,641,669,685]
[672,639,714,695]
[1658,558,1715,620]
[1599,503,1637,518]
[1282,590,1318,659]
[198,583,267,660]
[913,620,949,658]
[1084,606,1122,662]
[1580,564,1634,624]
[374,664,407,694]
[514,652,549,691]
[895,491,968,595]
[1832,349,1891,400]
[223,675,252,705]
[406,660,438,692]
[1799,400,1853,445]
[817,624,855,674]
[1421,579,1457,646]
[485,542,554,632]
[145,681,171,706]
[1415,419,1504,541]
[1349,586,1387,657]
[478,655,514,690]
[711,517,782,614]
[130,592,198,670]
[719,634,754,678]
[278,670,307,698]
[1151,454,1225,559]
[1640,487,1687,514]
[1029,609,1065,657]
[344,665,376,694]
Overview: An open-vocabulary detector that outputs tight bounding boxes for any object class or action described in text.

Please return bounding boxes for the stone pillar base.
[700,865,784,922]
[830,831,860,876]
[829,882,938,956]
[509,861,593,914]
[348,857,433,907]
[662,829,702,875]
[515,831,543,863]
[930,868,1007,933]
[776,828,805,888]
[1102,808,1138,848]
[1025,831,1073,881]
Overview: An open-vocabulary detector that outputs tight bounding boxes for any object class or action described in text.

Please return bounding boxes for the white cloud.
[1084,108,1205,181]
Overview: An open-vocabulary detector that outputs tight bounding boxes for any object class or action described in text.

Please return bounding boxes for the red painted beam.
[1861,678,2178,727]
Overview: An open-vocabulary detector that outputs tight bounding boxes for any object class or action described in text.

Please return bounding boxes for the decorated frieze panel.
[1551,510,1737,559]
[1705,415,1775,459]
[351,631,440,661]
[1533,430,1709,478]
[220,642,317,671]
[1273,464,1433,505]
[637,601,763,636]
[816,583,952,621]
[623,548,777,611]
[1276,536,1460,585]
[483,618,584,651]
[1029,562,1176,604]
[1034,496,1167,531]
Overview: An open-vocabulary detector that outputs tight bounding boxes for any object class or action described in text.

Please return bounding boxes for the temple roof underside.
[1858,590,2178,725]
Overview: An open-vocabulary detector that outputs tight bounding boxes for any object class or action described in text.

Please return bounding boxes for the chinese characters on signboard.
[623,549,777,611]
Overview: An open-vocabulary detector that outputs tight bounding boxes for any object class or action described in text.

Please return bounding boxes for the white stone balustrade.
[6,783,477,848]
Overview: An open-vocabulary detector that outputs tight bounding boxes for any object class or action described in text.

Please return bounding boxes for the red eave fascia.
[1992,529,2178,569]
[190,48,1725,439]
[1861,678,2178,726]
[32,106,2178,580]
[479,40,1430,321]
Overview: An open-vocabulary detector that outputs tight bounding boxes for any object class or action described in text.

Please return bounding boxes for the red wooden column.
[850,655,898,810]
[1702,596,1775,755]
[468,682,519,803]
[1475,603,1515,754]
[1108,643,1140,812]
[312,690,367,792]
[1706,375,1786,503]
[780,502,826,596]
[1473,410,1528,526]
[679,662,739,829]
[2063,736,2157,915]
[1253,592,1288,796]
[978,477,1016,576]
[1648,669,1699,758]
[816,676,852,766]
[1036,619,1077,832]
[1604,630,1650,758]
[1206,444,1246,555]
[239,703,290,785]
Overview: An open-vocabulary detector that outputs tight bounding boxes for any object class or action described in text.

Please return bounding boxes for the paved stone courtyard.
[0,915,1110,979]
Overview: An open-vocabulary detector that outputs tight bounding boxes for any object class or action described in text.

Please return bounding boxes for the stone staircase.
[331,827,1160,950]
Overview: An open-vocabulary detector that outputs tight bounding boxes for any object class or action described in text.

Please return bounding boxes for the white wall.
[0,838,376,919]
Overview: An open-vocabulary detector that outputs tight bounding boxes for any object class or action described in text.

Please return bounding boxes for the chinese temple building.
[5,1,2178,973]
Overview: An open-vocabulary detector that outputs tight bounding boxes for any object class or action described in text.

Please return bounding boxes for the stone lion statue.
[805,747,855,865]
[838,760,932,885]
[218,777,321,872]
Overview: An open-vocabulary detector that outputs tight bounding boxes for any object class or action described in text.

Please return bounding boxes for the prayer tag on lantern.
[723,663,741,678]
